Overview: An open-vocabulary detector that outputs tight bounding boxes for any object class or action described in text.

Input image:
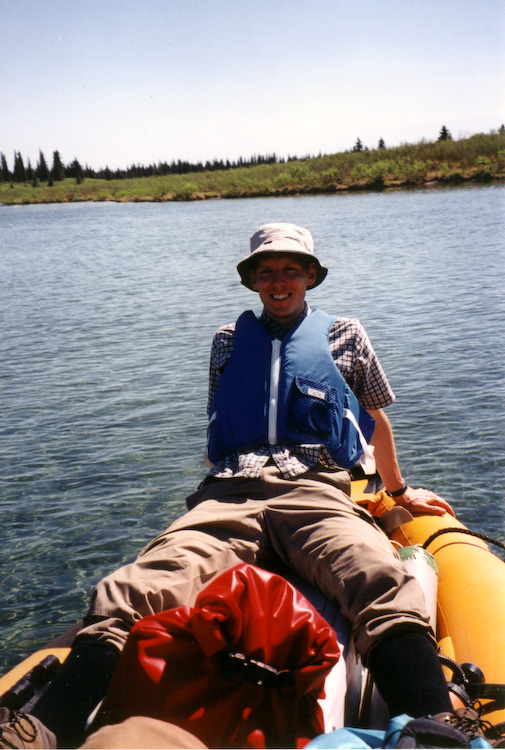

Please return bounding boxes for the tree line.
[0,149,305,185]
[2,125,492,186]
[0,149,81,186]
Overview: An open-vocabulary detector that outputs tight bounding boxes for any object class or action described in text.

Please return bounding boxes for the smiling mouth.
[272,294,290,300]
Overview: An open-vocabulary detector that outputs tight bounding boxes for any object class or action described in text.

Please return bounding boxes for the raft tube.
[1,479,504,740]
[362,488,505,731]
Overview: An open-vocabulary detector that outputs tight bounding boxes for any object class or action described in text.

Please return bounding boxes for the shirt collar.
[260,303,309,340]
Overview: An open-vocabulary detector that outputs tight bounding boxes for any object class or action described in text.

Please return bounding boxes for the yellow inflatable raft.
[354,482,505,736]
[1,478,504,743]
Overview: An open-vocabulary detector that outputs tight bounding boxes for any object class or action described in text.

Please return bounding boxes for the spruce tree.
[438,125,452,141]
[13,151,27,182]
[26,158,34,183]
[37,149,49,181]
[0,152,10,182]
[51,150,65,181]
[69,157,84,183]
[353,138,363,152]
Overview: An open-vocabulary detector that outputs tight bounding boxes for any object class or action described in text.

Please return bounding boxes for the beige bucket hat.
[237,222,328,290]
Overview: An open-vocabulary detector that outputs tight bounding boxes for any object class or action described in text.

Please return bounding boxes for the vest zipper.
[268,339,282,444]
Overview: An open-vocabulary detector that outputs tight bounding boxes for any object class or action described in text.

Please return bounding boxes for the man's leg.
[368,631,453,717]
[261,466,452,717]
[26,530,250,748]
[23,485,267,747]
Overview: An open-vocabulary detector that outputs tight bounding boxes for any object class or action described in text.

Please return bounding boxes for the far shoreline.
[1,175,503,209]
[1,131,504,207]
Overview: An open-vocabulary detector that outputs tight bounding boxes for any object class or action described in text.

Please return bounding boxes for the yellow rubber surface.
[2,481,504,732]
[0,647,71,695]
[372,490,505,728]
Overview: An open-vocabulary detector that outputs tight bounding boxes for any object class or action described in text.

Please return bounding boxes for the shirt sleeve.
[329,318,395,410]
[207,323,236,415]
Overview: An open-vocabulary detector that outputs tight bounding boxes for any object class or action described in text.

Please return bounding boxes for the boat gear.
[207,309,375,470]
[96,564,340,749]
[305,711,492,748]
[0,658,60,713]
[438,655,505,744]
[398,547,438,633]
[215,650,295,689]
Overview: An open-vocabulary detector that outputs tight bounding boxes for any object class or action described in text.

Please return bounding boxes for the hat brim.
[237,249,328,291]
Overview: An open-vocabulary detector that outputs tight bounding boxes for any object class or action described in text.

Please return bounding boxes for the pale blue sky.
[2,0,504,171]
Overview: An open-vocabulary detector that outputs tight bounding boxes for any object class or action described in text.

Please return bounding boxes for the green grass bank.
[1,132,504,206]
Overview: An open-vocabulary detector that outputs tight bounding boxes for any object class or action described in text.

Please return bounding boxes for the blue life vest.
[207,309,375,469]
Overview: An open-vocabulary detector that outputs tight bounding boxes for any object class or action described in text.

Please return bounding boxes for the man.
[1,223,455,749]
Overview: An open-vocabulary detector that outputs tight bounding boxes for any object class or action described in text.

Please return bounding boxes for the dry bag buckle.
[216,650,295,688]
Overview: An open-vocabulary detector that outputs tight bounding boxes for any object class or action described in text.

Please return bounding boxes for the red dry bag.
[98,564,340,748]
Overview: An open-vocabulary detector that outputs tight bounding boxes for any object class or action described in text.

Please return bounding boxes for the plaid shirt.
[206,305,395,479]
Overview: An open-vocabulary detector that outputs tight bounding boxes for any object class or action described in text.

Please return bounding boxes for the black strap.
[422,527,505,554]
[467,683,505,714]
[437,653,505,739]
[493,720,505,737]
[0,656,61,711]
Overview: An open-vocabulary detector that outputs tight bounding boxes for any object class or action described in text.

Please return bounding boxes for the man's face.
[250,253,317,327]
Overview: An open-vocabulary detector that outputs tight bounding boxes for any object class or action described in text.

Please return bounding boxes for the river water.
[1,184,504,675]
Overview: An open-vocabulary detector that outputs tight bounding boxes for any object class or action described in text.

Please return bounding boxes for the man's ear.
[249,269,258,291]
[307,262,317,286]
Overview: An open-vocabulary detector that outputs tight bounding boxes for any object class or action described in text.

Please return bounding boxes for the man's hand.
[368,408,456,517]
[394,486,455,517]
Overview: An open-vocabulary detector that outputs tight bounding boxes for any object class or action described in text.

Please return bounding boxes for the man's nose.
[271,270,287,285]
